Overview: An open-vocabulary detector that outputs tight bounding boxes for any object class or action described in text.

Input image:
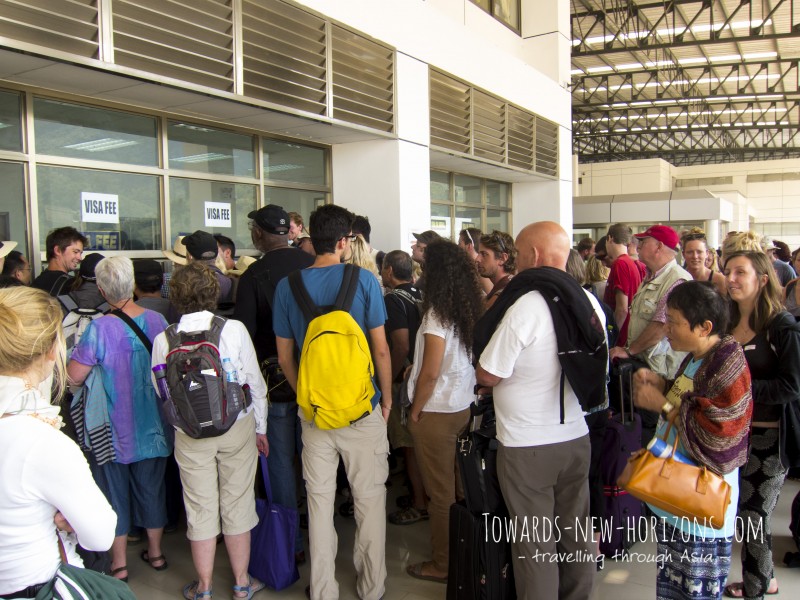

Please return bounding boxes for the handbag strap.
[259,453,274,506]
[111,309,153,354]
[659,412,680,464]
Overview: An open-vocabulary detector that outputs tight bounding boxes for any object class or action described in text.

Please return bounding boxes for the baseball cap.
[634,225,680,251]
[760,235,778,252]
[133,259,163,286]
[412,230,440,246]
[79,253,106,281]
[248,204,290,235]
[183,230,218,261]
[0,240,18,259]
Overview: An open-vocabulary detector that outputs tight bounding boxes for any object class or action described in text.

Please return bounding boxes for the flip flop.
[110,565,128,583]
[406,562,447,584]
[723,581,779,598]
[183,581,213,600]
[140,549,168,571]
[232,576,266,600]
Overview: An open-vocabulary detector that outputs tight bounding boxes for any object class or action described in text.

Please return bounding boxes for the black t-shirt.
[233,247,314,362]
[31,269,71,296]
[384,282,422,364]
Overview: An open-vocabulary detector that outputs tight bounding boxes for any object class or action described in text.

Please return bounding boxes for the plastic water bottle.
[647,437,695,465]
[222,358,243,415]
[152,364,171,402]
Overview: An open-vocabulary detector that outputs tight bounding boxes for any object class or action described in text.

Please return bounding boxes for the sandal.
[232,576,265,600]
[406,562,447,584]
[723,580,779,598]
[388,506,429,525]
[140,549,168,571]
[110,565,128,583]
[183,581,213,600]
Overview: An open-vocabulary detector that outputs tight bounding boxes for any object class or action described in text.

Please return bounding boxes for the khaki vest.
[628,260,691,379]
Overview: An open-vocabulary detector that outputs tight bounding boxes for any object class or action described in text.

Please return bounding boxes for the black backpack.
[164,316,250,438]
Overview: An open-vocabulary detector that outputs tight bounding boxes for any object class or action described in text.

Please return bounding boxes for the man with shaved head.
[474,221,607,600]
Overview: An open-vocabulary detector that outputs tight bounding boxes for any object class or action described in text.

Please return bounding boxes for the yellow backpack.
[288,265,375,429]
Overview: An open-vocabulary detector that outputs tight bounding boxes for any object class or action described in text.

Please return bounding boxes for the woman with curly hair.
[405,239,484,584]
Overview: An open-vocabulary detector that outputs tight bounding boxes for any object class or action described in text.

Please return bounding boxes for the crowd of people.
[1,212,800,600]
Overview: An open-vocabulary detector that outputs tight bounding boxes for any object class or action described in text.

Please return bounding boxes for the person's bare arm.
[67,360,93,387]
[276,336,298,392]
[614,289,629,329]
[369,325,393,422]
[476,363,503,388]
[409,333,446,422]
[388,328,410,381]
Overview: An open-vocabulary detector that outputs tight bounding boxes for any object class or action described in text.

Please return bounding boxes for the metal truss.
[571,0,800,164]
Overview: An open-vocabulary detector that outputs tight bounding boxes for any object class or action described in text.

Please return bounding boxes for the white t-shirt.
[151,311,268,435]
[0,416,116,594]
[407,310,475,413]
[478,290,605,447]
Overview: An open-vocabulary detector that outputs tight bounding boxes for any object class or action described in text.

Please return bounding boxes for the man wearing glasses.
[476,230,517,309]
[273,204,393,600]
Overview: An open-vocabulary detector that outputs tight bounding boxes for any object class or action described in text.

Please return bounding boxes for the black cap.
[79,253,106,281]
[248,204,289,235]
[183,230,218,260]
[412,230,440,245]
[133,259,163,285]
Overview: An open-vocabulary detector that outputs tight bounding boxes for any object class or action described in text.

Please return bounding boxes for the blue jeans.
[267,400,304,553]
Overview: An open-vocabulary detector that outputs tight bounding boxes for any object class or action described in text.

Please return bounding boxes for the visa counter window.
[37,166,161,251]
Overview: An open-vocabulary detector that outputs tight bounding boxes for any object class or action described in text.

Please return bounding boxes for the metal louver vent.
[535,117,558,178]
[429,70,470,154]
[0,0,99,58]
[429,68,558,178]
[242,0,327,116]
[331,25,394,133]
[508,106,534,170]
[473,90,505,163]
[113,0,234,91]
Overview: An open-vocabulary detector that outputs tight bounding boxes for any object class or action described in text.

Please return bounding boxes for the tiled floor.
[126,479,800,599]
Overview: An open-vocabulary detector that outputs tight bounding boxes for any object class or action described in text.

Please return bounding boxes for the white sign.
[81,192,119,224]
[204,201,232,228]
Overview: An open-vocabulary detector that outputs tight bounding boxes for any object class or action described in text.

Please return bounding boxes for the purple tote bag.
[249,454,300,590]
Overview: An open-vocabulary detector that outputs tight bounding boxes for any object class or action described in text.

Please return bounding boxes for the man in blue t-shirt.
[272,204,392,600]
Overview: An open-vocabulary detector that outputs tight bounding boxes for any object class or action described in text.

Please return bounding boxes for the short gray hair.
[95,256,134,304]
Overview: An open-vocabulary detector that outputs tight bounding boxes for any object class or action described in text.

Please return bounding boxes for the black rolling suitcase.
[599,361,644,557]
[446,501,515,600]
[456,396,506,516]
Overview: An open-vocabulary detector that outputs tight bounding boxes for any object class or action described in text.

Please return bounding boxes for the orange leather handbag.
[617,416,732,529]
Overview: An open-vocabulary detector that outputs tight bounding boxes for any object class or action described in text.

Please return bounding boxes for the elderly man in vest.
[609,225,691,442]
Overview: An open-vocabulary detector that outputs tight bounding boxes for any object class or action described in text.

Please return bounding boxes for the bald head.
[515,221,571,271]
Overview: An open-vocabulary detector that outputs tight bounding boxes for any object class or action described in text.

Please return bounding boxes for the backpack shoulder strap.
[165,323,181,350]
[57,293,78,313]
[289,271,322,322]
[334,264,361,313]
[208,315,227,346]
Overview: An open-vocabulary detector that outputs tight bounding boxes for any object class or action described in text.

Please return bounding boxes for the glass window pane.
[493,0,519,29]
[486,180,510,207]
[0,162,27,257]
[455,205,482,235]
[473,0,491,10]
[169,179,257,252]
[430,171,450,202]
[487,209,510,234]
[264,187,328,228]
[168,121,255,177]
[454,174,481,204]
[34,98,157,166]
[263,140,327,186]
[431,203,452,239]
[0,91,23,152]
[37,166,161,251]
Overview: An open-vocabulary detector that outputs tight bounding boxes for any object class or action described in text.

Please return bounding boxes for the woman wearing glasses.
[682,229,727,297]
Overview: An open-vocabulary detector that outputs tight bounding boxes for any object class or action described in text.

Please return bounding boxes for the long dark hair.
[420,239,484,353]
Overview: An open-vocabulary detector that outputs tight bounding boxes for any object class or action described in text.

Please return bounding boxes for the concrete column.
[329,52,430,252]
[704,219,720,250]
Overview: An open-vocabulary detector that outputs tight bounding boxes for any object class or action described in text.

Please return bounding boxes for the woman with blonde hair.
[0,287,118,597]
[722,250,800,598]
[721,231,763,264]
[346,234,381,283]
[585,254,610,300]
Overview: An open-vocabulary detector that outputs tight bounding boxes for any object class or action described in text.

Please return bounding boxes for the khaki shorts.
[387,381,413,449]
[174,412,258,541]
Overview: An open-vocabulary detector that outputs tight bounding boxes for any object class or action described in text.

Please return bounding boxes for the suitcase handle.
[616,361,635,424]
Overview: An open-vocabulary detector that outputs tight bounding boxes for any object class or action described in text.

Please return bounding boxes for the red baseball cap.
[634,225,679,251]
